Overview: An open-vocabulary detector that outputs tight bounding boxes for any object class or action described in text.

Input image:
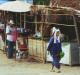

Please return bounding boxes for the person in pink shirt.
[11,26,18,54]
[12,26,18,42]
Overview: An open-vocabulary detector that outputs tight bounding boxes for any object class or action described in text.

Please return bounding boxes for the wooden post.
[24,13,26,29]
[73,15,80,45]
[20,13,22,29]
[35,13,37,33]
[16,13,17,26]
[44,8,48,63]
[3,11,7,53]
[41,9,45,63]
[34,12,38,56]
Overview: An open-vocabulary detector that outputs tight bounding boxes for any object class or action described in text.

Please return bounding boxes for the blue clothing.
[47,37,62,54]
[52,55,60,69]
[47,36,62,69]
[7,40,14,58]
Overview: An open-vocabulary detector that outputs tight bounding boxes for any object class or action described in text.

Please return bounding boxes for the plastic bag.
[60,51,64,58]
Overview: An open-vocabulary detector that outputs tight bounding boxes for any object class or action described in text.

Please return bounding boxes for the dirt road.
[0,51,80,75]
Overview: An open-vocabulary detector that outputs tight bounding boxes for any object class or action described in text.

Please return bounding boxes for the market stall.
[27,5,80,64]
[0,1,32,59]
[44,7,80,65]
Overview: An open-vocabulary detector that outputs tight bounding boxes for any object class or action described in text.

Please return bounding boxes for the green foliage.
[33,0,50,5]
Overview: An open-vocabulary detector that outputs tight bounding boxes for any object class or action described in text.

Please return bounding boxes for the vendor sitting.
[16,33,28,59]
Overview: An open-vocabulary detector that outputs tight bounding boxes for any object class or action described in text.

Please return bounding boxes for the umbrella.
[0,1,32,53]
[0,1,32,28]
[0,1,32,12]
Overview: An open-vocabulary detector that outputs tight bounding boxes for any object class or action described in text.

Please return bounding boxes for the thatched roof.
[50,0,80,10]
[59,0,80,10]
[31,4,80,14]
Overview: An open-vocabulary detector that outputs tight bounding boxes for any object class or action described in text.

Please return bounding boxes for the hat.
[9,20,14,24]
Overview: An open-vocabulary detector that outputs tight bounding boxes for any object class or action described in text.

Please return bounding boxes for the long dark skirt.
[52,51,61,69]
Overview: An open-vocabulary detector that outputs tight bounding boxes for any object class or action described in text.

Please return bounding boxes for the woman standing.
[47,28,62,73]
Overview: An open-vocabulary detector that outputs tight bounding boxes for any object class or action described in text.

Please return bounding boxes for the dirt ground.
[0,50,80,75]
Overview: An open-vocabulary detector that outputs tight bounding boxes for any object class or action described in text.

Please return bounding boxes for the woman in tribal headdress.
[47,27,62,73]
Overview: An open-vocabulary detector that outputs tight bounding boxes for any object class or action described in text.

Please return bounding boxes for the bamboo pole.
[16,13,17,26]
[24,13,26,29]
[26,21,75,27]
[35,14,37,33]
[44,8,49,63]
[34,12,38,57]
[72,15,80,45]
[4,11,7,53]
[20,13,22,29]
[41,9,45,63]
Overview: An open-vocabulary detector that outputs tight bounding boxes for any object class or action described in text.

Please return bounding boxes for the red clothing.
[12,28,18,42]
[18,44,28,51]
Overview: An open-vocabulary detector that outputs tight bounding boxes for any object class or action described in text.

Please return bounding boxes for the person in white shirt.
[6,20,14,59]
[0,33,4,51]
